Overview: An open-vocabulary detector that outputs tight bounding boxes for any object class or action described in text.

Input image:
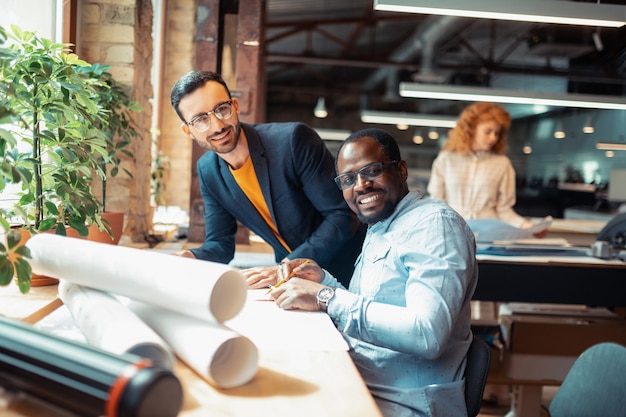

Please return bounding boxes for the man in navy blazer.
[170,71,365,287]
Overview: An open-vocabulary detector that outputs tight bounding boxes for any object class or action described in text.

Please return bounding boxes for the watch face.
[318,287,334,301]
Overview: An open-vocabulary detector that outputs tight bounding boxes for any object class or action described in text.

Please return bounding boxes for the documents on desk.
[466,216,553,243]
[56,280,176,370]
[24,234,261,388]
[2,235,381,417]
[476,242,626,265]
[22,234,261,391]
[24,234,347,387]
[549,218,607,234]
[26,234,248,323]
[226,289,349,351]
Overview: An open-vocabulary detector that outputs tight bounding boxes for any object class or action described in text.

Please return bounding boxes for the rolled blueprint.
[26,234,247,323]
[58,281,175,370]
[128,300,259,389]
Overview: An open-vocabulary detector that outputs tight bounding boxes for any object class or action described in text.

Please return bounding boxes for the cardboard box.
[499,303,626,356]
[498,303,626,381]
[502,353,575,382]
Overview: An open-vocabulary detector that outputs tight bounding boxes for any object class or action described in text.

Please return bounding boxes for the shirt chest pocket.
[360,244,391,297]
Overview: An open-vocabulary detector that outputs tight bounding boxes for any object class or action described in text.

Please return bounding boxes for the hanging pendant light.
[554,121,566,139]
[582,115,595,134]
[412,129,424,144]
[313,97,328,118]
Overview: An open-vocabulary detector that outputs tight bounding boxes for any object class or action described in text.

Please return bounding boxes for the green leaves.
[0,24,142,293]
[1,24,110,230]
[0,231,32,294]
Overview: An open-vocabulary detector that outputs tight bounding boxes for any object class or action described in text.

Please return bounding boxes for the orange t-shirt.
[230,156,291,252]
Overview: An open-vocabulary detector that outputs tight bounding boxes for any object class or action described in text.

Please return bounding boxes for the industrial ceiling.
[263,0,626,134]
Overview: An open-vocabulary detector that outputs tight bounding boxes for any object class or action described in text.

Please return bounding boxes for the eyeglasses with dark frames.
[334,161,398,190]
[186,100,233,132]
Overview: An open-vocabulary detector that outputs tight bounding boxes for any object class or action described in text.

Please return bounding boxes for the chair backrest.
[464,334,492,417]
[548,342,626,417]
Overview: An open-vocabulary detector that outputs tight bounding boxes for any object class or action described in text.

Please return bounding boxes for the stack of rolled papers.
[26,234,259,389]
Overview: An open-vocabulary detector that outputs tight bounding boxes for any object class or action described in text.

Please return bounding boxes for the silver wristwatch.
[316,286,335,312]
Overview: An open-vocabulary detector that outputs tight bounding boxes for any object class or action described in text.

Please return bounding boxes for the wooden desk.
[474,257,626,307]
[0,282,62,324]
[0,282,382,417]
[546,218,607,247]
[177,351,379,417]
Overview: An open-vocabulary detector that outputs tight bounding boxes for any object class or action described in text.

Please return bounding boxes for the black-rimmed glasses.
[334,161,398,190]
[187,101,233,132]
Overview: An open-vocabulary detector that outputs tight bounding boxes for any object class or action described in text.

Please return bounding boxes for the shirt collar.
[368,191,421,233]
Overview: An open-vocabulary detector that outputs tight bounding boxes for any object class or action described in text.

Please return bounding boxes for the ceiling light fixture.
[592,31,604,51]
[554,122,566,139]
[374,0,626,28]
[412,130,424,144]
[399,83,626,111]
[361,110,457,128]
[596,142,626,151]
[582,115,595,134]
[313,97,328,118]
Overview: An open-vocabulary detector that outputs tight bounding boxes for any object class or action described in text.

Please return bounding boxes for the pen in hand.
[265,259,311,294]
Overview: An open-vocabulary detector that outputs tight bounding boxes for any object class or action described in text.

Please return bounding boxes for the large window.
[0,0,64,41]
[0,0,65,210]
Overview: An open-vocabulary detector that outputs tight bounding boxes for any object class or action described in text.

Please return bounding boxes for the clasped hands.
[243,259,325,311]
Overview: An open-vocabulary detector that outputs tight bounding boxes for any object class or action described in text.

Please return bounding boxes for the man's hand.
[270,277,324,311]
[175,250,196,259]
[243,259,324,289]
[242,265,281,289]
[279,258,325,283]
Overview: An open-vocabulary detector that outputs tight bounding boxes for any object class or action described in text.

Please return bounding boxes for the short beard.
[356,200,395,225]
[213,122,241,155]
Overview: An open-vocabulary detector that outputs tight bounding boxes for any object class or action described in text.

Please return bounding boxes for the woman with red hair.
[427,102,542,231]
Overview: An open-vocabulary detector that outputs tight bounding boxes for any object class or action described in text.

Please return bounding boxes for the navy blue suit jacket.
[190,122,365,285]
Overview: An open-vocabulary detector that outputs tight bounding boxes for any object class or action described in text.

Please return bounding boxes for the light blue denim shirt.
[321,192,478,417]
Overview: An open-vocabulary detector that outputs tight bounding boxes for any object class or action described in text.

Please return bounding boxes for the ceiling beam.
[266,54,626,85]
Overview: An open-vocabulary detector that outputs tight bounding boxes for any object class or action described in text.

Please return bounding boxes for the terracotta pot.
[87,211,125,245]
[10,229,68,287]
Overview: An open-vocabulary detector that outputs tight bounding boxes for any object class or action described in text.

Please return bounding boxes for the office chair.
[548,342,626,417]
[464,334,492,417]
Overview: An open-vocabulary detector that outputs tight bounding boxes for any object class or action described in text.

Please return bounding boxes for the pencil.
[265,259,311,294]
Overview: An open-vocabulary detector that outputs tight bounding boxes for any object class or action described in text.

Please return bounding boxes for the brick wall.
[76,0,154,242]
[74,0,196,242]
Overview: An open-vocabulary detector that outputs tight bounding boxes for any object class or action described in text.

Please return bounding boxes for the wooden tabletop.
[0,282,62,324]
[0,280,381,417]
[177,350,380,417]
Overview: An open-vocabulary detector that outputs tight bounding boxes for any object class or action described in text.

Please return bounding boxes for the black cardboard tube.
[0,316,183,417]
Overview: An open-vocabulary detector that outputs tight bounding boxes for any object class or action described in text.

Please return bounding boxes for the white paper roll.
[58,281,175,370]
[128,300,259,389]
[27,234,247,323]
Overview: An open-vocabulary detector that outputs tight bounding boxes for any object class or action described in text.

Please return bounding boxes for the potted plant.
[79,63,142,244]
[0,24,111,292]
[0,24,32,292]
[0,34,31,291]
